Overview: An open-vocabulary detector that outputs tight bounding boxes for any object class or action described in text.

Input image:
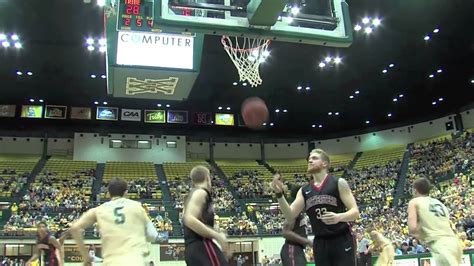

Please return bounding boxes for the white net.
[221,35,271,87]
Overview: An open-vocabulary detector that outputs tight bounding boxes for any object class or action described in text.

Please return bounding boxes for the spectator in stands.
[411,238,426,254]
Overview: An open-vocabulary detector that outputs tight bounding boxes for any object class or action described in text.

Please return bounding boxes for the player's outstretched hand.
[271,173,284,193]
[320,212,342,225]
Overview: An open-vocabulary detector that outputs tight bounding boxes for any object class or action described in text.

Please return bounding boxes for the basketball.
[241,97,269,129]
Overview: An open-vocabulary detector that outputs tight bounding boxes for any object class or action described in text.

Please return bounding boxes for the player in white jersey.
[70,178,161,266]
[369,231,394,266]
[407,177,462,266]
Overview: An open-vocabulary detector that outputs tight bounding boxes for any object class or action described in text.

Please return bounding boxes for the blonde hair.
[310,148,331,167]
[190,165,210,184]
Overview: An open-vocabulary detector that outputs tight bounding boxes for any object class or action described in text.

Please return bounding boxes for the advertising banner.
[0,105,15,117]
[70,107,92,120]
[121,108,141,121]
[167,110,188,124]
[144,110,166,123]
[21,105,43,118]
[45,105,67,119]
[96,107,119,121]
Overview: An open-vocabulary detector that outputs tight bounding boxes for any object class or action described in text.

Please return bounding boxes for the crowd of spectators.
[232,170,273,199]
[215,213,258,236]
[100,178,159,200]
[345,159,401,207]
[3,211,81,236]
[150,212,174,236]
[0,175,27,197]
[255,210,285,235]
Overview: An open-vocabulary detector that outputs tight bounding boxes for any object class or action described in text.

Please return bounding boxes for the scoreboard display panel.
[117,0,154,31]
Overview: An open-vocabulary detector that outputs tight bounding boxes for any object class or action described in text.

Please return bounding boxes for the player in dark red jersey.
[183,165,230,266]
[272,149,359,266]
[26,222,63,266]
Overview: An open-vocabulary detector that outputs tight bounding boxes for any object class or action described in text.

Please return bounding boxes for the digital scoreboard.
[117,0,154,31]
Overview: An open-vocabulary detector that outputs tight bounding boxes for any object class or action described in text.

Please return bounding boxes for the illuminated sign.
[116,31,194,69]
[0,105,15,117]
[167,110,188,124]
[144,110,166,123]
[70,107,92,120]
[21,105,43,119]
[96,107,119,121]
[45,105,67,119]
[192,112,212,125]
[121,108,141,121]
[215,113,234,126]
[117,0,154,31]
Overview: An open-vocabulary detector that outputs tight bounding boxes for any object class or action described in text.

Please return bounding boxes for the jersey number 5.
[114,206,126,224]
[429,203,446,217]
[315,208,327,219]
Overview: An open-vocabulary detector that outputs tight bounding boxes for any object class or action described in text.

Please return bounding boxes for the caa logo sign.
[121,109,141,121]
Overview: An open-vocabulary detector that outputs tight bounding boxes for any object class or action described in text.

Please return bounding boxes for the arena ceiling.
[0,0,473,139]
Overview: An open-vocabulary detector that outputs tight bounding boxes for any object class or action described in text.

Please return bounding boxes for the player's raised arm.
[321,178,359,225]
[70,208,97,265]
[272,174,304,221]
[183,188,227,245]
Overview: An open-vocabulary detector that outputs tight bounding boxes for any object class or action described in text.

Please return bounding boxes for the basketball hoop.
[221,35,271,87]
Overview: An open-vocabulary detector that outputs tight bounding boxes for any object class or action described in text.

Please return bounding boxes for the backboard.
[155,0,353,47]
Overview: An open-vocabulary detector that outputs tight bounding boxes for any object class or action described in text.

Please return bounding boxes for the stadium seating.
[100,162,161,200]
[0,154,39,198]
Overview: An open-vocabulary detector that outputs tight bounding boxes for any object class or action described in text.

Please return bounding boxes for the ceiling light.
[226,107,231,110]
[382,69,388,73]
[166,104,170,108]
[262,122,267,126]
[14,42,22,49]
[429,74,434,78]
[157,104,162,107]
[389,63,395,68]
[39,99,44,103]
[16,71,22,76]
[97,0,106,6]
[334,57,342,64]
[362,17,370,24]
[262,50,270,57]
[354,25,362,31]
[312,124,316,128]
[242,82,247,86]
[99,46,106,53]
[232,82,238,86]
[26,71,33,76]
[433,28,440,33]
[364,27,373,34]
[355,90,360,94]
[283,109,288,113]
[424,35,430,41]
[437,69,442,73]
[29,99,34,103]
[297,86,302,90]
[218,106,223,110]
[393,98,398,102]
[2,41,10,48]
[335,112,340,116]
[101,74,106,79]
[0,34,6,40]
[399,94,404,98]
[325,57,332,63]
[318,62,326,68]
[328,112,332,115]
[287,16,293,24]
[349,95,354,99]
[365,120,370,124]
[87,45,95,51]
[432,101,436,105]
[438,97,443,101]
[103,101,108,105]
[11,34,19,41]
[275,109,280,113]
[318,124,323,128]
[305,86,310,90]
[269,123,274,126]
[372,18,381,26]
[94,101,99,105]
[98,38,106,46]
[86,38,94,45]
[387,113,392,117]
[471,79,474,84]
[90,74,97,78]
[291,6,300,15]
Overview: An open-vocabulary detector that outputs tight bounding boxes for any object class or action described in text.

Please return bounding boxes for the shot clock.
[117,0,154,31]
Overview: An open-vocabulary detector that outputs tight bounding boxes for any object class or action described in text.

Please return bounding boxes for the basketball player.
[369,231,394,266]
[69,178,161,266]
[407,177,462,266]
[26,222,63,266]
[280,186,312,266]
[272,148,359,266]
[183,165,229,266]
